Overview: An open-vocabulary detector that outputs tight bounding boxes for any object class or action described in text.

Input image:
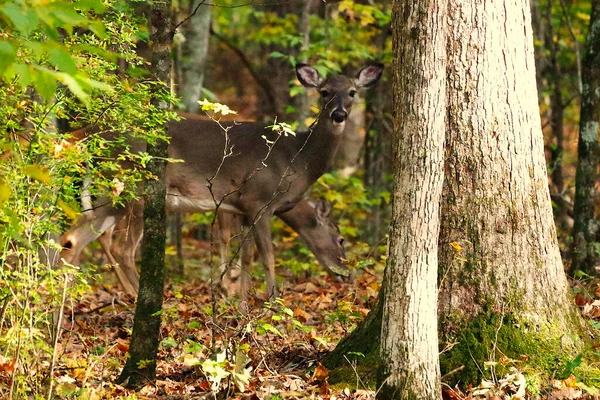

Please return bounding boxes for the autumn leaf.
[24,164,50,183]
[310,363,329,383]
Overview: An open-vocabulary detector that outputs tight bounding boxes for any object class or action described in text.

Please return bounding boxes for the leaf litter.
[52,268,381,399]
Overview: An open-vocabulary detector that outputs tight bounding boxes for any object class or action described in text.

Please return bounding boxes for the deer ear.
[296,64,323,88]
[355,63,384,88]
[315,197,332,223]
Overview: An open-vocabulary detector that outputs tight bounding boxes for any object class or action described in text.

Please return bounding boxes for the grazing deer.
[217,198,346,298]
[95,197,345,301]
[59,63,383,302]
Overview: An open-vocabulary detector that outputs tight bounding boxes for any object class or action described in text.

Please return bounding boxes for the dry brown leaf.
[294,307,312,322]
[116,338,129,353]
[319,379,331,396]
[311,363,329,383]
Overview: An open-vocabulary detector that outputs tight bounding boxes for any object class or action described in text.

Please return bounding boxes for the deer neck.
[295,118,345,175]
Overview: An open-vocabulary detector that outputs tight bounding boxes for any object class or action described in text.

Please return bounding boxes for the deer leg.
[251,214,278,300]
[218,212,246,296]
[238,228,255,312]
[97,225,138,298]
[111,201,143,292]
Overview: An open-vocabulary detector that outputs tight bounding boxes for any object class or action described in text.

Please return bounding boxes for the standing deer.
[59,63,383,302]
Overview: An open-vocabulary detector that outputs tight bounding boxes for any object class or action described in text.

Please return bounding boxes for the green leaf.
[161,337,178,348]
[58,72,89,103]
[1,2,40,35]
[11,63,32,87]
[0,40,16,74]
[0,182,11,204]
[270,51,286,58]
[74,0,106,14]
[48,47,78,75]
[260,323,283,337]
[32,69,57,101]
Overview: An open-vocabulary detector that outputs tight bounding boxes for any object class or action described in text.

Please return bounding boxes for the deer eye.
[320,90,330,97]
[349,90,357,98]
[338,237,345,245]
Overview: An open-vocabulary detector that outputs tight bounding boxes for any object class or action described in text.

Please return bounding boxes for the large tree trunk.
[376,0,446,397]
[325,0,585,389]
[117,1,172,389]
[571,0,600,275]
[438,0,584,384]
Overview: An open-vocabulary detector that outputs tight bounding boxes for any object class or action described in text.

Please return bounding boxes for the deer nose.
[331,110,348,123]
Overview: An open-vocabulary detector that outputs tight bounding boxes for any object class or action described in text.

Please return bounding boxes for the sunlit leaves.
[198,99,237,117]
[23,164,50,183]
[0,0,113,101]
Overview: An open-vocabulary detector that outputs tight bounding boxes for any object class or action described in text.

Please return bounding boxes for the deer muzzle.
[331,109,348,124]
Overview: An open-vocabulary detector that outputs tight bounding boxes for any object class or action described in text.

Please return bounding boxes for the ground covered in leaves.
[37,232,600,400]
[53,267,381,399]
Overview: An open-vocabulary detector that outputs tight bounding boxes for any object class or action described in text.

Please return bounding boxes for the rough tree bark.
[117,1,172,389]
[325,0,585,388]
[437,0,584,383]
[376,0,446,397]
[572,0,600,275]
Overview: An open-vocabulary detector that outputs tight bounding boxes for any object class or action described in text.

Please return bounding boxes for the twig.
[47,273,70,400]
[173,0,208,33]
[343,355,369,391]
[441,365,465,381]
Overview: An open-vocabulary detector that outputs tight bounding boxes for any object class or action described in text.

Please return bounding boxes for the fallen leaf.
[311,363,329,383]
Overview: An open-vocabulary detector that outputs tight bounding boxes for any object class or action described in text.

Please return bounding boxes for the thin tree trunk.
[545,0,570,233]
[377,0,446,397]
[295,0,314,131]
[571,0,600,275]
[180,1,210,112]
[117,1,172,389]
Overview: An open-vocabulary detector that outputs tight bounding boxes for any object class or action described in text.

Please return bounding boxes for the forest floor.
[50,236,600,399]
[54,240,381,400]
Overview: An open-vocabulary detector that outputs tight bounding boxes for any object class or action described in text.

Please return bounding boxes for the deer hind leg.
[250,214,278,300]
[238,227,255,313]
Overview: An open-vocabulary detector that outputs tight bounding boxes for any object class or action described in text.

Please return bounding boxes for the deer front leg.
[98,226,138,298]
[238,228,255,312]
[111,201,143,290]
[251,214,278,300]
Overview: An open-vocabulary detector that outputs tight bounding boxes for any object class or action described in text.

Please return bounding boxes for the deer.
[59,63,383,303]
[92,197,345,301]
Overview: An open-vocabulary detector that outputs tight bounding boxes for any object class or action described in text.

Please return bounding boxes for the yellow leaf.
[0,182,11,204]
[577,12,590,22]
[450,242,462,251]
[24,164,50,183]
[58,200,79,220]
